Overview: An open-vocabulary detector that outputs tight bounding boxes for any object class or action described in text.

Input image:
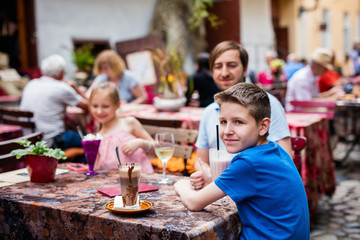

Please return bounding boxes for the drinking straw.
[216,125,219,151]
[115,146,122,166]
[76,126,84,139]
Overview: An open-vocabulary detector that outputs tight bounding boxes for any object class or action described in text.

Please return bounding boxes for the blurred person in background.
[185,52,220,107]
[286,48,345,111]
[317,49,341,93]
[257,49,287,85]
[88,50,148,104]
[349,42,360,76]
[284,53,304,80]
[20,54,88,162]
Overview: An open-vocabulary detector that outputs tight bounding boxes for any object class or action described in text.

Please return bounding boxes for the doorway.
[0,0,37,70]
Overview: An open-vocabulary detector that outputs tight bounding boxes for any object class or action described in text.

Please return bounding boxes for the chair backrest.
[143,124,198,175]
[136,117,182,128]
[0,106,36,132]
[289,100,337,119]
[291,136,307,173]
[0,131,44,168]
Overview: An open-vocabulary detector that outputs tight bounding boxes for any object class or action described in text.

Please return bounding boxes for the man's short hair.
[40,54,66,77]
[214,83,270,125]
[209,41,249,71]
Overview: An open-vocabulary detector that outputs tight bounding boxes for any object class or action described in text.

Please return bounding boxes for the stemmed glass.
[155,132,175,184]
[81,139,101,176]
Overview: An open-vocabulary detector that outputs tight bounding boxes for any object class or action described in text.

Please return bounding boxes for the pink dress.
[97,130,154,173]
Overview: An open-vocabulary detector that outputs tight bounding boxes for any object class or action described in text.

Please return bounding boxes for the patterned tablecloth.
[0,166,241,239]
[66,104,336,224]
[0,123,23,141]
[286,112,336,219]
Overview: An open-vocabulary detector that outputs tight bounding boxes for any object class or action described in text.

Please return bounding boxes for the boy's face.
[219,102,269,153]
[212,49,247,90]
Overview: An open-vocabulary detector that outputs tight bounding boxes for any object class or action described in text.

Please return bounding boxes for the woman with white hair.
[20,54,88,162]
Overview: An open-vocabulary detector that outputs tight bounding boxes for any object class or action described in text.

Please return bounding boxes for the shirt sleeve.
[58,83,82,107]
[122,70,140,89]
[215,157,257,202]
[195,107,211,149]
[267,94,290,142]
[93,74,108,84]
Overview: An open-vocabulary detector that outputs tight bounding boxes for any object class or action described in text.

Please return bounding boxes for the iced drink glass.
[81,139,101,176]
[119,163,141,207]
[209,148,235,181]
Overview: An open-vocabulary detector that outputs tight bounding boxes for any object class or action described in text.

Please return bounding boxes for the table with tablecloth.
[0,166,242,239]
[0,123,23,141]
[120,104,204,129]
[286,112,336,218]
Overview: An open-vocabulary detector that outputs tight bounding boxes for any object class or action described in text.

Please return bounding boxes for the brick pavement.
[310,142,360,240]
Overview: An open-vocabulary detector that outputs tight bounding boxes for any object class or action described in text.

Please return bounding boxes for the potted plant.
[11,140,66,183]
[72,44,95,84]
[151,48,187,111]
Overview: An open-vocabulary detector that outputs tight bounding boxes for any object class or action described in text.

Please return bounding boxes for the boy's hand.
[190,171,205,190]
[190,158,212,190]
[174,179,192,195]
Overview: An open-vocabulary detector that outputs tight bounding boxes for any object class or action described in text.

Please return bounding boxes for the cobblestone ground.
[310,141,360,240]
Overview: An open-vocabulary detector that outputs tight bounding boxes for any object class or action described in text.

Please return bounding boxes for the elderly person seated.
[285,48,345,112]
[87,50,148,104]
[20,54,88,162]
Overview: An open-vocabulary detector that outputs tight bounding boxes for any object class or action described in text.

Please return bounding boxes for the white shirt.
[20,76,82,140]
[285,65,319,111]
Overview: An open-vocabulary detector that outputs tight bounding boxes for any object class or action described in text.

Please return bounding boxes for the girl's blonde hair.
[93,50,126,77]
[89,81,120,105]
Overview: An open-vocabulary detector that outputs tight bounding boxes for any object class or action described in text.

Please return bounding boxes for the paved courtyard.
[310,141,360,240]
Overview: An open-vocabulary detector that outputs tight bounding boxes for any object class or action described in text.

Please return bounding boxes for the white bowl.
[153,97,187,112]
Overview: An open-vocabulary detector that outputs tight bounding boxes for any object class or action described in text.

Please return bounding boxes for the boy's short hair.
[209,41,249,71]
[214,83,271,125]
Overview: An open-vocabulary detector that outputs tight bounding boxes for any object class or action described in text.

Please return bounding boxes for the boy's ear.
[259,117,271,136]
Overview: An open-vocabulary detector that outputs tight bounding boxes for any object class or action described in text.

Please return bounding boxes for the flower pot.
[25,155,58,183]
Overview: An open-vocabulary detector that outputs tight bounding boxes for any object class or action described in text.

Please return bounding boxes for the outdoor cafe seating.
[1,71,358,238]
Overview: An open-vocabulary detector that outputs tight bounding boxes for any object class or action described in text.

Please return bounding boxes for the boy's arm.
[174,179,226,211]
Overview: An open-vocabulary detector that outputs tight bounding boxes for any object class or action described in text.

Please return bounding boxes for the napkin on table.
[98,183,158,198]
[113,195,141,210]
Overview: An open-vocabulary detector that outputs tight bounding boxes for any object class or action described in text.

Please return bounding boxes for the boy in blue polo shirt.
[174,83,309,239]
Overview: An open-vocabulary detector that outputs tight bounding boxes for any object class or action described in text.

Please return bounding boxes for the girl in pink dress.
[89,82,154,173]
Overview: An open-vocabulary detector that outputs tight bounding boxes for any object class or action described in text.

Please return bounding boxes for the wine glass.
[155,132,175,184]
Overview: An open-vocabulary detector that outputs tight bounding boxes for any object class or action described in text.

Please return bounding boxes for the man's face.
[212,49,246,90]
[312,62,327,76]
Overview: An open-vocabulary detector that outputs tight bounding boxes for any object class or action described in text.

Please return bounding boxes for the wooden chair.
[143,125,198,176]
[291,136,307,174]
[0,106,36,133]
[289,100,337,120]
[135,117,182,128]
[0,131,44,171]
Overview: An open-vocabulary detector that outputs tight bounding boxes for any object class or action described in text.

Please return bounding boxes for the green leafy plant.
[11,140,66,160]
[73,44,95,72]
[188,0,221,32]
